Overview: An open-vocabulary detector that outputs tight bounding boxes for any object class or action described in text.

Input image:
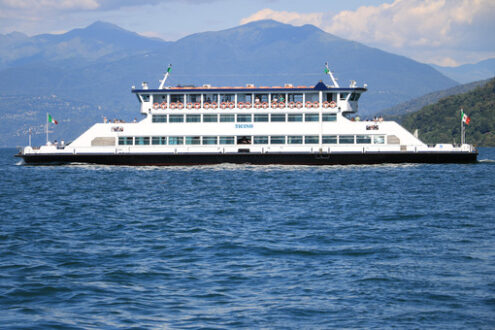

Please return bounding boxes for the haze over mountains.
[0,19,481,146]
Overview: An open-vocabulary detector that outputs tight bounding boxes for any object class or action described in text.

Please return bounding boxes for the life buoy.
[306,101,313,108]
[153,102,160,109]
[323,101,330,108]
[204,102,210,109]
[255,103,261,109]
[313,101,319,108]
[170,102,176,109]
[238,102,244,109]
[228,102,235,109]
[211,102,217,109]
[262,102,268,109]
[296,102,303,109]
[221,102,227,109]
[279,102,286,108]
[289,102,295,109]
[186,102,193,109]
[160,102,167,110]
[194,102,201,109]
[176,102,184,109]
[329,101,337,108]
[271,102,278,109]
[244,102,252,109]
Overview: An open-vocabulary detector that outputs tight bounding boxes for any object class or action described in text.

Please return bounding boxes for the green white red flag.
[461,109,470,125]
[48,114,58,125]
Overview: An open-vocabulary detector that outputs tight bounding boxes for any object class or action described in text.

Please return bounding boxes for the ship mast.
[159,64,172,89]
[324,62,339,88]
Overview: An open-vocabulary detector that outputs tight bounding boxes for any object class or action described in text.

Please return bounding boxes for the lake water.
[1,148,494,328]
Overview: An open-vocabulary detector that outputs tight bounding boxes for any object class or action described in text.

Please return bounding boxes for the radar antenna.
[324,62,339,88]
[159,64,172,89]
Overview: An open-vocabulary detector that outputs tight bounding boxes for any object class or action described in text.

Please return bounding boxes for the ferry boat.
[16,64,478,165]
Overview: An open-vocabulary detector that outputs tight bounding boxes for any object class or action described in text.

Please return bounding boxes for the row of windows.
[152,113,337,123]
[118,135,385,146]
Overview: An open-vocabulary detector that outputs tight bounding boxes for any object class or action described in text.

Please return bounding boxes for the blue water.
[1,148,494,328]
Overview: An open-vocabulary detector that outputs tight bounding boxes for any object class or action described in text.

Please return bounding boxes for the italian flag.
[461,109,470,125]
[48,114,58,125]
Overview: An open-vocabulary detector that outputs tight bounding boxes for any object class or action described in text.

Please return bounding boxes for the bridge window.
[141,94,150,102]
[349,93,361,101]
[339,93,349,100]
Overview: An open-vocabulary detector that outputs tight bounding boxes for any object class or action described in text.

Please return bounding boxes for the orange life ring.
[153,102,160,109]
[255,103,261,109]
[313,101,319,107]
[194,102,201,109]
[204,102,210,109]
[160,102,167,110]
[221,102,227,109]
[289,102,295,109]
[211,102,217,109]
[329,101,337,108]
[244,102,252,109]
[170,102,176,109]
[176,102,184,109]
[262,102,268,109]
[323,101,330,108]
[187,102,193,109]
[228,102,235,109]
[306,101,313,108]
[279,102,285,108]
[296,102,303,108]
[238,102,244,109]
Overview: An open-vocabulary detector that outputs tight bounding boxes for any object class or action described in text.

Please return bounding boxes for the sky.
[0,0,494,66]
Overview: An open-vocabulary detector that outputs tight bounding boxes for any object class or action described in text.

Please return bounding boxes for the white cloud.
[239,0,495,65]
[240,8,324,27]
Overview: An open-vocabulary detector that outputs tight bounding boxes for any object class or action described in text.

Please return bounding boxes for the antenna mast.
[159,64,172,89]
[325,62,339,88]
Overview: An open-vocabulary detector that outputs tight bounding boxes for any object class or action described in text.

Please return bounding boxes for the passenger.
[103,116,107,123]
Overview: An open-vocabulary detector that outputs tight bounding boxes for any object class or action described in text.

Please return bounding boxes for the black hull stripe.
[16,152,478,165]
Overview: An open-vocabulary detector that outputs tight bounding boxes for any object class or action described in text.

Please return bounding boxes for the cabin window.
[152,115,167,123]
[349,93,361,101]
[288,136,303,144]
[152,137,167,145]
[186,114,201,123]
[219,136,235,145]
[202,136,218,145]
[339,93,349,100]
[304,136,319,144]
[186,94,201,103]
[220,94,234,102]
[220,114,235,122]
[270,136,285,144]
[169,136,184,145]
[339,135,355,144]
[305,93,318,102]
[237,114,252,122]
[287,93,303,103]
[305,114,319,122]
[373,135,385,144]
[253,136,268,144]
[237,136,251,145]
[356,135,372,144]
[203,114,218,123]
[135,137,150,145]
[324,93,335,102]
[270,114,286,122]
[185,136,201,145]
[203,94,218,103]
[322,114,336,122]
[288,114,302,122]
[254,114,269,122]
[169,114,184,123]
[170,94,184,103]
[322,135,337,144]
[254,94,269,103]
[237,94,253,103]
[118,137,133,145]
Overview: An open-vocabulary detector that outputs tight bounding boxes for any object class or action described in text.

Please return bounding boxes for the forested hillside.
[401,78,495,146]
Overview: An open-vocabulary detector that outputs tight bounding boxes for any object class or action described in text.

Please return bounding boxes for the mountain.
[0,20,459,146]
[401,78,495,146]
[379,78,492,119]
[432,58,495,84]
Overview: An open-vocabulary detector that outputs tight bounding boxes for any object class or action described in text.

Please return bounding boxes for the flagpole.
[46,113,49,145]
[460,108,464,145]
